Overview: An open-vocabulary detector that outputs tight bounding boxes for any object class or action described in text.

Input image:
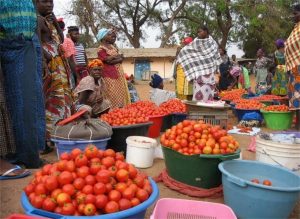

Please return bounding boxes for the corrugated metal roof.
[86,48,177,59]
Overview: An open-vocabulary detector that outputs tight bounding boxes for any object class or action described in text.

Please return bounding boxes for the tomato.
[122,187,135,200]
[85,175,96,186]
[45,176,58,192]
[108,190,121,202]
[51,188,62,200]
[70,148,82,160]
[102,157,115,168]
[95,194,108,209]
[93,182,106,195]
[85,194,96,204]
[31,195,44,209]
[96,169,111,184]
[105,183,113,193]
[62,184,75,196]
[62,202,76,215]
[115,182,127,193]
[119,198,132,211]
[82,185,94,194]
[108,166,117,177]
[136,189,149,202]
[34,183,47,195]
[57,160,67,171]
[24,184,35,196]
[42,164,52,175]
[104,201,119,213]
[263,179,272,186]
[76,193,87,204]
[89,162,102,175]
[84,203,96,216]
[104,149,116,157]
[75,154,88,167]
[56,192,71,206]
[143,183,153,195]
[116,169,129,182]
[115,152,125,161]
[116,161,128,170]
[76,166,90,178]
[60,152,70,161]
[77,203,85,214]
[65,160,76,172]
[54,206,63,214]
[133,175,145,188]
[130,197,141,207]
[73,178,85,190]
[251,179,260,184]
[42,197,57,212]
[85,144,99,159]
[58,171,73,185]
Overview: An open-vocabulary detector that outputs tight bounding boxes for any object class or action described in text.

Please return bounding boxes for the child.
[126,74,139,103]
[149,74,176,106]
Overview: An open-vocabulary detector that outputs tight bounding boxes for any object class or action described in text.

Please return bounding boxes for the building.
[86,48,177,80]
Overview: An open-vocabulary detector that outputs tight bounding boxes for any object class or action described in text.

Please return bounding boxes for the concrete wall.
[121,57,175,79]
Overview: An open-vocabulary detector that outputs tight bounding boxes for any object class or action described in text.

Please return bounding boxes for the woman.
[254,48,271,95]
[97,28,130,109]
[0,0,45,167]
[149,74,176,106]
[285,4,300,130]
[177,26,222,101]
[272,39,288,95]
[74,59,111,118]
[37,0,74,144]
[218,47,232,91]
[175,37,194,100]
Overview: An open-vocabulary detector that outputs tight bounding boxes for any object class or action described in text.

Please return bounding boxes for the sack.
[52,119,112,140]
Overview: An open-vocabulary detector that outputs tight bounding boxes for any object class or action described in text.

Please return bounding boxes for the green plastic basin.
[162,146,240,189]
[260,110,293,130]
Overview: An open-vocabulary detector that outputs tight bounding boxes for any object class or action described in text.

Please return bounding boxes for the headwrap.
[230,66,242,77]
[275,39,285,48]
[97,28,110,41]
[182,37,193,45]
[88,59,104,69]
[150,74,163,88]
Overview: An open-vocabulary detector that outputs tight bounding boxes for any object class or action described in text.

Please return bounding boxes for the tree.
[70,0,164,48]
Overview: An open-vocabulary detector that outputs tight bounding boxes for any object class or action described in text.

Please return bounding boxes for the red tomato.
[73,178,85,190]
[31,195,44,209]
[115,182,127,193]
[263,179,272,186]
[102,157,115,168]
[89,163,102,175]
[130,197,141,207]
[82,185,94,195]
[104,149,116,157]
[62,184,75,196]
[62,202,75,215]
[24,184,35,196]
[75,154,88,167]
[85,175,96,186]
[115,152,125,161]
[108,166,117,177]
[128,164,138,179]
[54,206,63,214]
[51,188,62,200]
[133,175,144,188]
[42,197,57,212]
[57,160,67,171]
[136,189,149,202]
[119,198,132,211]
[116,169,129,182]
[105,183,113,193]
[56,192,71,206]
[85,144,99,159]
[34,183,47,195]
[58,171,73,185]
[104,201,119,213]
[84,203,96,216]
[45,176,58,192]
[60,152,70,161]
[65,160,75,172]
[93,182,106,195]
[108,190,122,202]
[76,193,87,205]
[96,169,111,184]
[95,194,108,209]
[70,148,82,160]
[76,166,90,178]
[77,203,85,214]
[42,164,52,175]
[85,194,96,204]
[122,187,135,200]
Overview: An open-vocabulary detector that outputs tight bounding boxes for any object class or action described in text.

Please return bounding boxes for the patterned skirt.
[272,65,288,96]
[193,73,215,101]
[288,65,300,110]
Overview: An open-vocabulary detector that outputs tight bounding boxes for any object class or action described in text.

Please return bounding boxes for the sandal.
[0,159,31,180]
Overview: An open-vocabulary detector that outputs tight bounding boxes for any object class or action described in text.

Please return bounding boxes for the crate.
[184,101,230,129]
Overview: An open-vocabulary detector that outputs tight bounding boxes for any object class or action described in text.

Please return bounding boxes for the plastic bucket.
[126,136,157,168]
[256,136,300,174]
[148,115,164,138]
[260,110,293,130]
[219,160,300,219]
[162,146,240,189]
[235,108,261,121]
[107,122,152,156]
[51,138,110,159]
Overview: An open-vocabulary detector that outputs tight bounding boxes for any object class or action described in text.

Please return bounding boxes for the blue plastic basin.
[235,108,262,121]
[21,178,159,219]
[51,138,110,158]
[219,160,300,219]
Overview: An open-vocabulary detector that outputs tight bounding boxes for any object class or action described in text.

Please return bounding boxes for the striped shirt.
[74,43,87,66]
[285,22,300,71]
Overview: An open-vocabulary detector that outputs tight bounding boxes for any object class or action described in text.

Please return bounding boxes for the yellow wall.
[121,57,175,79]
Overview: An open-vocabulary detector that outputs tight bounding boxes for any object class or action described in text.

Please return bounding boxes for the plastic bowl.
[260,110,293,130]
[21,178,159,219]
[219,160,300,219]
[148,115,164,138]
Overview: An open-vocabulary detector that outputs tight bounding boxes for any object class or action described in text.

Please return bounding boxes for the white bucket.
[126,136,157,168]
[256,136,300,175]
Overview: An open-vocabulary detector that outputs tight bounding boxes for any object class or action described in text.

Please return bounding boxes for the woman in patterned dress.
[37,0,74,142]
[97,28,130,109]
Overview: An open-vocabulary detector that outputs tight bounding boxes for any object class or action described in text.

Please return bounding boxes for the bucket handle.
[226,175,247,187]
[261,147,300,172]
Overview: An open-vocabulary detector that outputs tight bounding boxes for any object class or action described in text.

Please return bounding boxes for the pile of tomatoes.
[220,89,246,101]
[159,99,186,114]
[23,146,152,216]
[160,120,239,155]
[235,100,264,110]
[100,108,149,126]
[126,101,168,117]
[252,95,285,101]
[263,104,289,112]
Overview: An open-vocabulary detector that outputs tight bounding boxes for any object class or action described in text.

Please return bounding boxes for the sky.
[53,0,244,57]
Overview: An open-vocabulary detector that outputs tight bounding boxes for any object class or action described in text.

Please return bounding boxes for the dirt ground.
[1,78,299,219]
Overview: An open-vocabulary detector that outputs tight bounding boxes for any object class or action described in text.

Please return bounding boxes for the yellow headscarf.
[88,59,104,69]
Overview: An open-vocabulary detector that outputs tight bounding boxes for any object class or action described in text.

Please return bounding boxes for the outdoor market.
[1,0,300,219]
